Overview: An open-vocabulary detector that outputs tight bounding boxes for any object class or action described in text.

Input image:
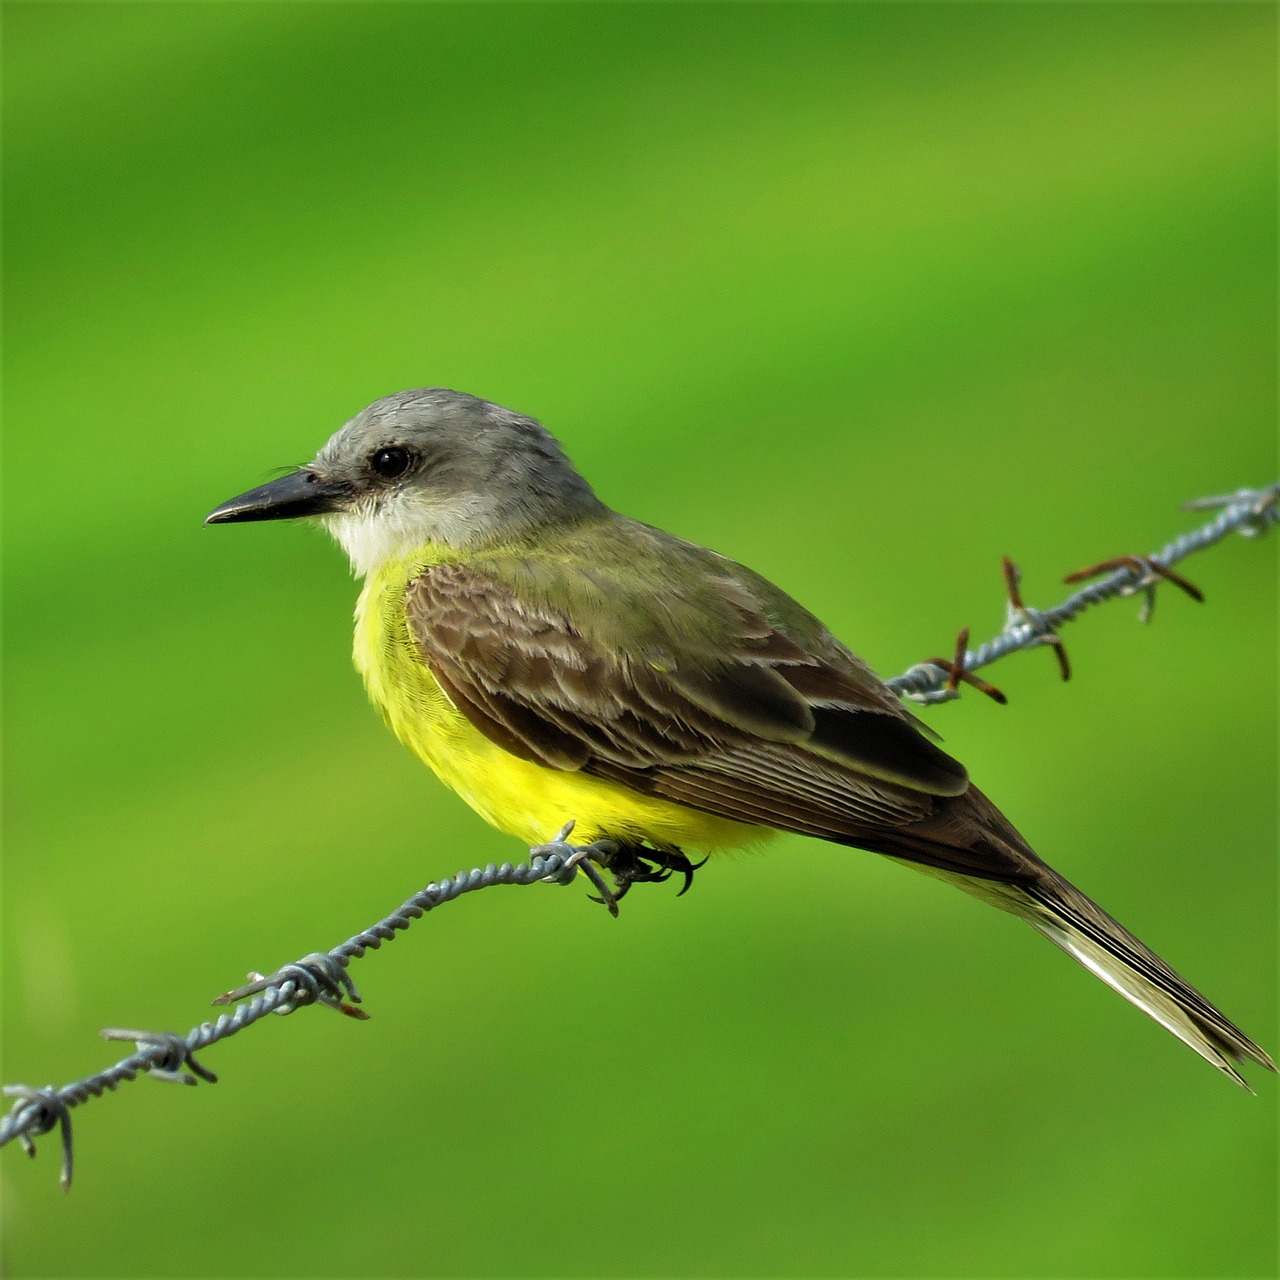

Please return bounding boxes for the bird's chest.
[352,560,476,774]
[352,557,571,844]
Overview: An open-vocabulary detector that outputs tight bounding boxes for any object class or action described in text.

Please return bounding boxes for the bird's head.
[206,389,603,574]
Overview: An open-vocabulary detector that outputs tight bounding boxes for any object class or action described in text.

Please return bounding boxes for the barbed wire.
[3,482,1276,1189]
[887,484,1278,703]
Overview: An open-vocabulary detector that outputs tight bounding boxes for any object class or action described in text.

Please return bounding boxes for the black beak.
[205,470,346,525]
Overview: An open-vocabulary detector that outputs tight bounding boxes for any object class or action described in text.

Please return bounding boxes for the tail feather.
[970,870,1275,1088]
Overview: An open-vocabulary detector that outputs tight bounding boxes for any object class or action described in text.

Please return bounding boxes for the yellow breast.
[353,553,767,853]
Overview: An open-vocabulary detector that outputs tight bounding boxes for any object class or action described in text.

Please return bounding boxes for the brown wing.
[404,560,1032,881]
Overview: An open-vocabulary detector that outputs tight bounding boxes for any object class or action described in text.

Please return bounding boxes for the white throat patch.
[322,504,423,577]
[321,492,497,575]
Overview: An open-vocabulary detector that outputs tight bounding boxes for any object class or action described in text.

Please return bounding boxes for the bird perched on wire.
[208,388,1273,1088]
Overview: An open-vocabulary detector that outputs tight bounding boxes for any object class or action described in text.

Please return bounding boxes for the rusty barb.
[918,625,1009,705]
[1003,556,1072,682]
[1063,556,1203,625]
[904,555,1072,708]
[2,481,1276,1189]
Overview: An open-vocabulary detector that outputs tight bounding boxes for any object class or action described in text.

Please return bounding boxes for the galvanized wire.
[1,846,590,1189]
[3,482,1276,1188]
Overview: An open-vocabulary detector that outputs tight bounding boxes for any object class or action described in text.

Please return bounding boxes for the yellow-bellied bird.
[208,389,1273,1087]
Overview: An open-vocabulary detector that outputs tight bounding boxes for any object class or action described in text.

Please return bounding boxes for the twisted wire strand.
[0,849,581,1186]
[2,483,1276,1187]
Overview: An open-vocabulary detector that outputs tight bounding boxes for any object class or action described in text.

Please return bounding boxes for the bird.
[207,387,1273,1087]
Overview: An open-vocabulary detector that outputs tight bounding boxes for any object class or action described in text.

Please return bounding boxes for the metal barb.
[1063,555,1204,624]
[214,953,367,1019]
[917,626,1009,705]
[531,830,624,916]
[1000,556,1072,682]
[1183,483,1280,537]
[99,1030,218,1085]
[3,1086,73,1191]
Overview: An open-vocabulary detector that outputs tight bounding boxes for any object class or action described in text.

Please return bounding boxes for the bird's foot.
[595,843,707,904]
[533,822,706,917]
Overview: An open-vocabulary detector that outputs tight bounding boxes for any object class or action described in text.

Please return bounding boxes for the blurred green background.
[3,4,1276,1277]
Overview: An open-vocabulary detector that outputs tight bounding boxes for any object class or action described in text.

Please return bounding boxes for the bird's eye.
[370,446,413,479]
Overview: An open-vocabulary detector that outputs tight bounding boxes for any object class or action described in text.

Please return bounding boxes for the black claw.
[596,843,706,902]
[677,856,709,897]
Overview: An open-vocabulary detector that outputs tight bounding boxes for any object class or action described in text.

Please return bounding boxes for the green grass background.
[3,4,1276,1277]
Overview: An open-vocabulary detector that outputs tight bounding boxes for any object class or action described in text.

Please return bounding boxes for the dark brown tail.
[966,867,1275,1088]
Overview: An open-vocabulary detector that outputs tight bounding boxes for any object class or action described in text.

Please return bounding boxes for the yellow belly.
[353,553,768,853]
